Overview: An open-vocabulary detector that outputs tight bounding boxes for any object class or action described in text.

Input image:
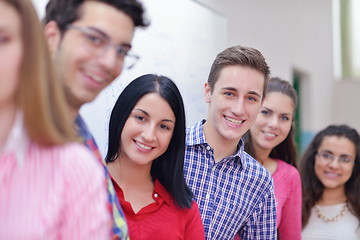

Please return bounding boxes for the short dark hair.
[105,74,193,208]
[243,77,298,167]
[300,124,360,227]
[44,0,149,33]
[207,45,270,100]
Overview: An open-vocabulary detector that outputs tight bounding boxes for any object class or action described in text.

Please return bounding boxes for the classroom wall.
[196,0,360,150]
[33,0,360,152]
[32,0,227,156]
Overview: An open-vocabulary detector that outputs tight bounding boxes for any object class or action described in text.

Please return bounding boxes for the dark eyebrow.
[320,149,352,158]
[221,87,262,98]
[87,26,132,49]
[221,87,238,92]
[248,90,262,98]
[162,119,176,124]
[262,107,273,113]
[134,108,149,117]
[320,150,334,155]
[133,109,175,124]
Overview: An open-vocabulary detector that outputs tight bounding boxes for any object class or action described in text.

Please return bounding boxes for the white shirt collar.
[1,111,29,168]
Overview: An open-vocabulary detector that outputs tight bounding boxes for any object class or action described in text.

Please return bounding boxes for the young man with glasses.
[183,45,277,239]
[44,0,148,239]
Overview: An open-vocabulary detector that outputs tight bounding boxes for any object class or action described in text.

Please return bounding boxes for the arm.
[61,144,111,239]
[278,168,302,240]
[240,181,277,240]
[184,201,205,240]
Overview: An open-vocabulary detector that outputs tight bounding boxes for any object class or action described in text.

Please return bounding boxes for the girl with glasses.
[301,124,360,239]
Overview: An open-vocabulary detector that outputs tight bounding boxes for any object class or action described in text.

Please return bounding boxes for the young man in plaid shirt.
[184,45,277,239]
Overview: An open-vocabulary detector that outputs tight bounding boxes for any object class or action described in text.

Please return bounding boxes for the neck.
[107,157,153,190]
[318,187,347,205]
[107,157,155,213]
[70,104,80,121]
[253,145,278,174]
[0,104,17,150]
[203,121,239,162]
[253,143,272,164]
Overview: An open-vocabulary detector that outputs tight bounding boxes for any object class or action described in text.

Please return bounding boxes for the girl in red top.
[106,74,205,240]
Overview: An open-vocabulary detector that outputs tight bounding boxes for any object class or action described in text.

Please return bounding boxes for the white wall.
[33,0,360,145]
[31,0,227,156]
[197,0,360,138]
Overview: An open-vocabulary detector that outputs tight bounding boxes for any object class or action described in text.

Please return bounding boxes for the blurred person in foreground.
[44,0,148,238]
[0,0,110,238]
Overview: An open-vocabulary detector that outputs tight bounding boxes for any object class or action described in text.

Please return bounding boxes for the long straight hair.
[8,0,75,146]
[105,74,193,208]
[300,124,360,227]
[243,77,298,167]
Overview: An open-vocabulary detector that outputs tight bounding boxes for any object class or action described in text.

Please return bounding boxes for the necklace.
[314,203,348,223]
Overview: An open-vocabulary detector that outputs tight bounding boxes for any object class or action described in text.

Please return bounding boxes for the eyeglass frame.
[316,150,355,166]
[66,24,140,69]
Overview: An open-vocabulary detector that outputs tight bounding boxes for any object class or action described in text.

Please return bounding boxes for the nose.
[141,124,157,142]
[268,116,279,129]
[231,98,246,116]
[328,157,341,169]
[98,46,122,77]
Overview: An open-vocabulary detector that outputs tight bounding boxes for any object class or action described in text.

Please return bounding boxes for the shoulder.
[275,159,301,180]
[178,200,203,220]
[240,151,274,193]
[48,142,103,178]
[186,120,206,146]
[242,151,273,180]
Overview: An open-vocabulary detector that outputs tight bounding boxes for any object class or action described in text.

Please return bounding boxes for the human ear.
[44,21,61,55]
[204,82,212,103]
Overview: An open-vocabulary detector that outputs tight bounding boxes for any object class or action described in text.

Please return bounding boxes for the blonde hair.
[7,0,76,146]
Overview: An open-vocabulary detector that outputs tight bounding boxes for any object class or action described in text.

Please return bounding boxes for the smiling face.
[204,65,264,144]
[0,1,22,112]
[249,92,295,153]
[119,93,175,168]
[46,1,134,113]
[315,136,356,191]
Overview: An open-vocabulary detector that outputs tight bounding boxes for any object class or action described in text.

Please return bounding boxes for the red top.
[113,179,205,240]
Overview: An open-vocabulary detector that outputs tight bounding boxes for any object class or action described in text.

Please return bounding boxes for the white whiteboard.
[33,0,227,156]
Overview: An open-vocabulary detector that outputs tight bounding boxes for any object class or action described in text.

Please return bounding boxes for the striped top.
[76,115,129,240]
[0,114,110,239]
[184,120,277,239]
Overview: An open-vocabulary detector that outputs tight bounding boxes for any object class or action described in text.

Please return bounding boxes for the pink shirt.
[272,159,302,240]
[0,116,111,239]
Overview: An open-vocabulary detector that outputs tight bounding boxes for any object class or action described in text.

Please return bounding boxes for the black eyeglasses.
[66,24,139,69]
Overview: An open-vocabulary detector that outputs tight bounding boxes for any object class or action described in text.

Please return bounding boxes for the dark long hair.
[300,124,360,227]
[105,74,193,208]
[243,77,298,167]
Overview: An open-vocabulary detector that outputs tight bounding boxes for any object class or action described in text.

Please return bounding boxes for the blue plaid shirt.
[184,120,277,240]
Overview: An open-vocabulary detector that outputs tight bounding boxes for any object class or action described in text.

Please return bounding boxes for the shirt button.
[206,146,211,151]
[154,193,158,198]
[206,193,210,199]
